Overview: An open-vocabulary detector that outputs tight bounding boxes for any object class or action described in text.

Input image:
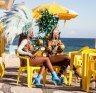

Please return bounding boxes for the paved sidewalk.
[0,54,96,93]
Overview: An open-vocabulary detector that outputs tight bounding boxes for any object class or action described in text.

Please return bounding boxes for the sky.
[0,0,96,38]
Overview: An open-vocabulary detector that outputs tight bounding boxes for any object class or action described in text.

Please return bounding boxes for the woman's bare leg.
[31,57,63,87]
[39,66,45,75]
[49,55,70,77]
[30,56,54,72]
[49,55,81,77]
[49,54,70,65]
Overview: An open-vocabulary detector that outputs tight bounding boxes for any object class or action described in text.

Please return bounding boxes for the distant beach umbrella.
[0,0,15,10]
[0,2,33,44]
[32,3,78,20]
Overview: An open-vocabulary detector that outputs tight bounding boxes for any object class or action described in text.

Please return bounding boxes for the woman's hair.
[18,33,28,46]
[49,32,54,40]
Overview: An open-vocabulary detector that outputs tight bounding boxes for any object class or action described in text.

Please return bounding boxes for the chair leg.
[69,60,74,85]
[82,53,88,90]
[0,64,4,78]
[93,62,96,81]
[27,67,31,88]
[86,70,92,91]
[1,65,4,78]
[30,68,33,87]
[63,70,67,84]
[17,68,22,85]
[83,53,90,91]
[43,69,47,86]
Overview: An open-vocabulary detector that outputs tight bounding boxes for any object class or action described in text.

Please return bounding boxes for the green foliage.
[36,9,59,36]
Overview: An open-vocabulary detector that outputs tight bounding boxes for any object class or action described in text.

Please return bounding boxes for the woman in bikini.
[17,31,63,87]
[47,29,81,78]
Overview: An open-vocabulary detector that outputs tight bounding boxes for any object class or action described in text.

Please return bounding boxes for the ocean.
[60,38,95,53]
[6,38,95,54]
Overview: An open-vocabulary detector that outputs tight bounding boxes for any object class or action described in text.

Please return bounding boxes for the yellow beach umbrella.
[32,3,78,20]
[57,10,78,20]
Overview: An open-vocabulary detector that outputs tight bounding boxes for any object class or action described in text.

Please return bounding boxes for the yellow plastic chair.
[85,52,96,91]
[73,47,90,82]
[74,55,82,83]
[81,49,96,91]
[73,47,89,74]
[16,51,46,88]
[68,46,89,85]
[0,52,5,78]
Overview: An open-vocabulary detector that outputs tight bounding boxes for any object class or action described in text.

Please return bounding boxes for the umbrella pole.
[64,20,66,27]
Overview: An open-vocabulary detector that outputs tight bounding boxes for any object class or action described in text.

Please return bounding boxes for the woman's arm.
[47,41,52,51]
[29,42,34,51]
[17,39,32,56]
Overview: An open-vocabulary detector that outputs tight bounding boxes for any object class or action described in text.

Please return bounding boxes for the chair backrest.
[15,50,27,67]
[82,49,96,53]
[78,46,89,53]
